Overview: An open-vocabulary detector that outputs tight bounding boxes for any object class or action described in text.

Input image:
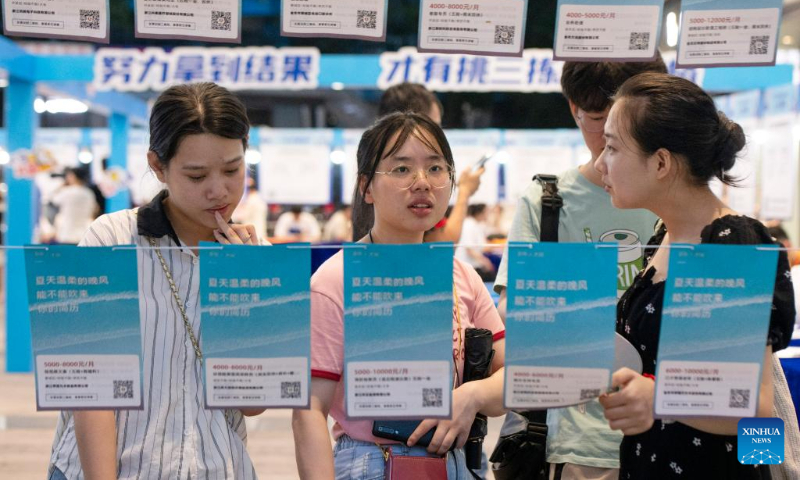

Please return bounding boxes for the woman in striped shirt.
[48,82,264,480]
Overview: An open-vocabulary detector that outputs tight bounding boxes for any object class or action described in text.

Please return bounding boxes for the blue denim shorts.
[333,434,471,480]
[47,466,67,480]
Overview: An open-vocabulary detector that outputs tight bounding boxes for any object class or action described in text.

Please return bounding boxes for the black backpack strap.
[533,174,562,243]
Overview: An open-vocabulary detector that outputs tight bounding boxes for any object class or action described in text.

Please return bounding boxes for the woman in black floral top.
[593,73,795,479]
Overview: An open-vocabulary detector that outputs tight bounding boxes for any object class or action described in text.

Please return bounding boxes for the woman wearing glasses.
[292,112,507,479]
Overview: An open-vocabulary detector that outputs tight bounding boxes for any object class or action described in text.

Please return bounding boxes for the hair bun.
[712,112,745,172]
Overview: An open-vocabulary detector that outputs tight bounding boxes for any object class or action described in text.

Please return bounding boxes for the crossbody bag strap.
[533,174,562,243]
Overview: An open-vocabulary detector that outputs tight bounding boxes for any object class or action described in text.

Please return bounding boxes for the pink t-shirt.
[310,250,505,444]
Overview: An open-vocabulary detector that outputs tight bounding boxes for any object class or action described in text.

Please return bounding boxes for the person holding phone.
[595,73,795,478]
[47,83,265,480]
[292,112,507,479]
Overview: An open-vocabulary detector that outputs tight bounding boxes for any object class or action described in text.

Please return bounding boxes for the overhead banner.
[379,47,563,92]
[553,0,663,62]
[281,0,388,42]
[2,0,109,43]
[94,47,320,92]
[134,0,241,43]
[418,0,528,57]
[676,0,783,68]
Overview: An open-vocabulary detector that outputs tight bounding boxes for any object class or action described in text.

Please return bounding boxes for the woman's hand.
[599,367,655,436]
[213,211,258,245]
[407,382,481,455]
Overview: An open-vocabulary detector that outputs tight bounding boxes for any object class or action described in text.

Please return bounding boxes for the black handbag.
[489,411,548,480]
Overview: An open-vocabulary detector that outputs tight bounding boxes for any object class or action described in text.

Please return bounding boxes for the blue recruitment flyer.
[655,245,779,418]
[200,243,311,409]
[344,244,453,419]
[504,243,618,409]
[553,0,663,62]
[24,245,143,410]
[676,0,783,68]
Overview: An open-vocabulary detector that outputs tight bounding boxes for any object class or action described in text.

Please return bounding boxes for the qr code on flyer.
[580,388,601,401]
[80,9,100,30]
[281,381,301,399]
[357,10,377,30]
[422,388,443,407]
[494,25,515,45]
[114,380,134,399]
[212,10,232,31]
[749,36,769,55]
[629,32,650,51]
[729,388,750,409]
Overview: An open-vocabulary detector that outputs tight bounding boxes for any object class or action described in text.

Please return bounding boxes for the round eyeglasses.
[374,164,453,190]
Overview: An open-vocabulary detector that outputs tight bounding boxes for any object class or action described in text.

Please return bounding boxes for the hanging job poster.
[553,0,663,62]
[676,0,783,68]
[418,0,528,57]
[2,0,109,43]
[281,0,388,42]
[258,129,333,205]
[200,244,311,409]
[504,243,618,409]
[447,130,501,205]
[722,90,760,217]
[655,244,779,418]
[25,246,143,410]
[344,244,453,419]
[760,84,799,220]
[134,0,241,43]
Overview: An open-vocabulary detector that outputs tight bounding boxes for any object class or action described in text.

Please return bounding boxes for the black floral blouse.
[617,215,796,479]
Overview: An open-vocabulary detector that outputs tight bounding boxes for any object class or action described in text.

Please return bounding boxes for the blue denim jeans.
[47,466,67,480]
[333,434,471,480]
